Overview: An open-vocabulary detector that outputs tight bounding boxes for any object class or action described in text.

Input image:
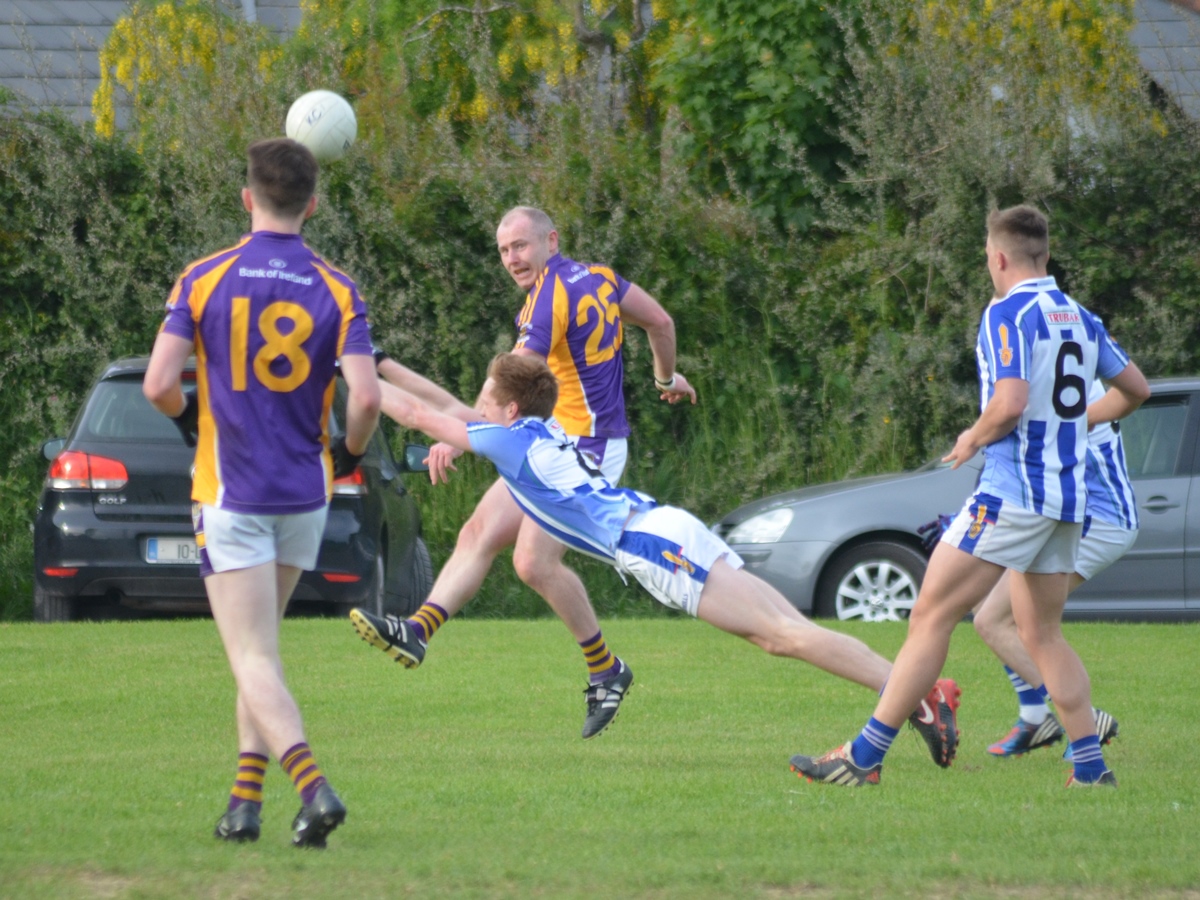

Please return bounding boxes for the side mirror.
[402,443,430,473]
[42,438,66,461]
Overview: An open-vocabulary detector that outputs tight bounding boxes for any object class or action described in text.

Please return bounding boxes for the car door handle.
[1141,495,1180,513]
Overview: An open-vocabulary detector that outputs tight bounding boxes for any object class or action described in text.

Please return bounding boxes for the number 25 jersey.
[975,276,1130,523]
[160,231,375,514]
[513,252,631,439]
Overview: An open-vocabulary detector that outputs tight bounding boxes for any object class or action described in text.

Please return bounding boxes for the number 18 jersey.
[976,276,1130,523]
[160,231,375,514]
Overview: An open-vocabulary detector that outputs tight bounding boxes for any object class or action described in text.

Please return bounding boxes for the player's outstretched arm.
[376,355,477,420]
[1088,361,1151,427]
[380,381,471,454]
[618,284,697,405]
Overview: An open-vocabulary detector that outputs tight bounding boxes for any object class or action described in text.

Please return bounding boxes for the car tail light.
[46,451,129,490]
[43,567,79,577]
[332,468,367,496]
[322,573,361,583]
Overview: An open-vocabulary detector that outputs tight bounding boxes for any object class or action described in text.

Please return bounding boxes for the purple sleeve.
[340,285,375,355]
[160,275,196,342]
[613,271,631,302]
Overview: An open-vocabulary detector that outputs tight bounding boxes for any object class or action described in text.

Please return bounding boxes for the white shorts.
[614,506,745,617]
[942,492,1081,574]
[1076,518,1138,581]
[573,436,628,484]
[194,504,328,577]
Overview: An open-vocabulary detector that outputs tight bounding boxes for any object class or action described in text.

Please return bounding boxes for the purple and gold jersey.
[513,253,631,439]
[161,231,374,514]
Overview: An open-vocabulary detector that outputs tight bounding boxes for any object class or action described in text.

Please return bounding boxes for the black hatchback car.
[33,358,434,622]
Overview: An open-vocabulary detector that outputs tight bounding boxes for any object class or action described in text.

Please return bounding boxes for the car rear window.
[77,379,184,442]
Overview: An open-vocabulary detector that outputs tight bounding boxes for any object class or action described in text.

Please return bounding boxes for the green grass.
[1,617,1197,899]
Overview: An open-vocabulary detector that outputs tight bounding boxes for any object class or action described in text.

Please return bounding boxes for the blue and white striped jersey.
[975,276,1130,523]
[466,416,655,561]
[1084,380,1139,531]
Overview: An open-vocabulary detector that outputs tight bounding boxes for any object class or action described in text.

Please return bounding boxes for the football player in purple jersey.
[144,138,380,846]
[360,206,696,740]
[789,205,1149,788]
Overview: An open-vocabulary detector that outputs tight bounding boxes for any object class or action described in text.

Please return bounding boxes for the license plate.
[145,537,201,565]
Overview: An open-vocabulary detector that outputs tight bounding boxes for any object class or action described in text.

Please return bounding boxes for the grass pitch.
[1,617,1197,899]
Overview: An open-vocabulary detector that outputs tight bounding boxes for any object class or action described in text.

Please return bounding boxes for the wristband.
[654,374,677,392]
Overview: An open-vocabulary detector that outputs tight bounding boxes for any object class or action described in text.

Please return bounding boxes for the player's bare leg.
[229,564,305,756]
[695,559,889,690]
[424,479,525,617]
[873,543,1003,729]
[512,517,601,643]
[1008,571,1096,741]
[208,562,308,757]
[211,561,345,845]
[351,478,523,665]
[511,515,631,738]
[977,570,1115,758]
[699,559,958,766]
[974,570,1086,687]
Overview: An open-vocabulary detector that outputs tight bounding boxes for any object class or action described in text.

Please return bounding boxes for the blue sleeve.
[1084,309,1132,380]
[981,301,1028,381]
[466,423,528,479]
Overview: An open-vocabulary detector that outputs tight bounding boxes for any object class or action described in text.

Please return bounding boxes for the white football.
[285,90,357,163]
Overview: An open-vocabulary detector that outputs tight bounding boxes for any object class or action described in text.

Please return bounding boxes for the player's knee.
[973,611,996,642]
[1016,621,1053,651]
[759,620,816,660]
[455,511,507,558]
[907,597,957,637]
[511,546,556,589]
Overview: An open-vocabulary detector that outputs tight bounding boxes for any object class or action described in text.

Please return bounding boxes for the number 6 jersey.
[975,275,1130,523]
[160,231,375,514]
[513,252,632,439]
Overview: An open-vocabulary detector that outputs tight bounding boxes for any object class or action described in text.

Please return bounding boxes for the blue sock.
[850,718,899,768]
[1005,666,1049,723]
[1069,735,1107,781]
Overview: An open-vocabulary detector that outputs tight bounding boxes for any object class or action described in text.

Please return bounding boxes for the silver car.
[713,377,1200,622]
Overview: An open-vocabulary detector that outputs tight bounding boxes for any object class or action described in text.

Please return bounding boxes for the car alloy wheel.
[817,541,925,622]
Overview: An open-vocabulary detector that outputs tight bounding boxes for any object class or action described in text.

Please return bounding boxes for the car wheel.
[394,536,433,617]
[34,586,76,623]
[815,541,925,622]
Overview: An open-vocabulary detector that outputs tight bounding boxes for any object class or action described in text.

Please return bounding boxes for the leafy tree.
[652,0,850,230]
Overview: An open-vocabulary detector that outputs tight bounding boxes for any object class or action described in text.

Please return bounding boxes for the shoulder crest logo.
[998,324,1014,367]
